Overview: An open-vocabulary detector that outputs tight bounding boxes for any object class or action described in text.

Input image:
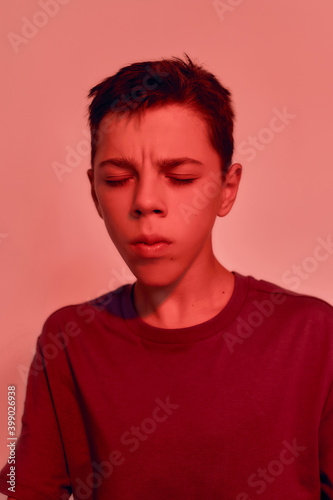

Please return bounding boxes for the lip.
[129,235,172,258]
[130,234,172,245]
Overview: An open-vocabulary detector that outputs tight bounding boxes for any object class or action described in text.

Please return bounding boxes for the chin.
[131,265,182,289]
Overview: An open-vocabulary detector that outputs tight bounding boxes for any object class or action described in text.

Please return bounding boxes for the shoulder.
[37,283,133,346]
[247,273,332,306]
[241,272,333,327]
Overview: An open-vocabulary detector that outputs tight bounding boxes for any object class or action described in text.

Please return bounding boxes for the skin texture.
[87,104,242,328]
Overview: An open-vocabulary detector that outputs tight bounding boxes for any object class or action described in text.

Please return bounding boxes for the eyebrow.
[98,156,203,170]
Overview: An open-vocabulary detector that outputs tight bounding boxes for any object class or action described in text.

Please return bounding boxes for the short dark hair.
[87,54,235,174]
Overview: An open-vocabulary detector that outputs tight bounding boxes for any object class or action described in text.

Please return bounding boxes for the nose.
[130,175,167,218]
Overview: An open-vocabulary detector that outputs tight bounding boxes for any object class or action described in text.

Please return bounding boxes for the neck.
[133,255,234,329]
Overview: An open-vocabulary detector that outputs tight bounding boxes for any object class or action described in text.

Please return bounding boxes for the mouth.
[130,235,172,246]
[129,235,172,258]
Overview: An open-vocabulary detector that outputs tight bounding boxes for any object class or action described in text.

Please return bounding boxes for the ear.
[87,169,103,219]
[217,163,242,217]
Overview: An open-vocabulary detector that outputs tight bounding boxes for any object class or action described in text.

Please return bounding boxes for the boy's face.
[88,104,241,287]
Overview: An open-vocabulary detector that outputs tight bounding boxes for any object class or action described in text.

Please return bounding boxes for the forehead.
[95,104,217,162]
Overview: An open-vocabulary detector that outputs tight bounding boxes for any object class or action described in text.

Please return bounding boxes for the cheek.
[104,215,127,242]
[97,200,129,243]
[171,189,221,233]
[98,189,129,219]
[175,178,222,210]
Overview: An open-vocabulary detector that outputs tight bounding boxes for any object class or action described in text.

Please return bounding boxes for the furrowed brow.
[98,157,138,169]
[156,157,203,169]
[98,156,203,170]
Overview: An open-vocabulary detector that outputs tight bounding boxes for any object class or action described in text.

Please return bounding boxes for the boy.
[1,55,332,499]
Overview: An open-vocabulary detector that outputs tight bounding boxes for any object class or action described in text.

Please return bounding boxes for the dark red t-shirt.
[0,272,332,499]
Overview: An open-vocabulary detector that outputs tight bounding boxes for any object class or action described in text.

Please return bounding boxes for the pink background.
[1,0,332,489]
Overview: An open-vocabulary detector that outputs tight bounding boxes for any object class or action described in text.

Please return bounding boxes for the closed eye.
[167,177,196,186]
[105,178,131,187]
[104,177,197,187]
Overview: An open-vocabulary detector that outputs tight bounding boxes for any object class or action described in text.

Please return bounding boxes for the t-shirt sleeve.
[0,338,72,500]
[319,381,333,499]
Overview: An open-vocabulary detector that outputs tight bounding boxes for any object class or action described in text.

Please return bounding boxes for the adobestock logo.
[0,233,9,244]
[64,396,180,500]
[102,65,169,116]
[282,235,333,291]
[223,291,286,354]
[8,0,73,54]
[17,320,82,384]
[213,0,246,22]
[236,107,297,163]
[178,170,223,225]
[52,128,91,182]
[236,438,307,499]
[247,438,306,496]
